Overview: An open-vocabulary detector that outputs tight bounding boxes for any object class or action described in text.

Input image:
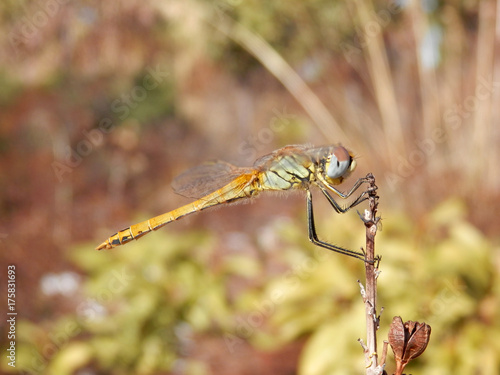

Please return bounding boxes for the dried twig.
[359,173,382,375]
[359,174,432,375]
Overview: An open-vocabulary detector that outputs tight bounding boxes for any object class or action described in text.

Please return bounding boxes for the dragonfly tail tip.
[95,241,110,251]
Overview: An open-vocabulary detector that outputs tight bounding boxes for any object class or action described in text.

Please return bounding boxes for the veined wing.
[252,144,310,170]
[172,161,253,199]
[173,145,312,199]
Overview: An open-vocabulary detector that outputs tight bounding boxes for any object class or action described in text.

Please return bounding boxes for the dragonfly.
[96,144,372,260]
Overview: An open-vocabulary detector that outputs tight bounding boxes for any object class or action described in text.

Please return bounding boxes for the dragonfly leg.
[317,182,369,214]
[306,189,366,261]
[321,176,370,199]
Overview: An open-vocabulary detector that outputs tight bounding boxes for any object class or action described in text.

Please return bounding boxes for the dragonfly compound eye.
[326,148,351,179]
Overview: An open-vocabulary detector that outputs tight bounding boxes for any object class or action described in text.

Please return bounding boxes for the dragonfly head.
[323,146,356,184]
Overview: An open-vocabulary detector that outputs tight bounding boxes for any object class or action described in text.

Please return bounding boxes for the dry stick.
[359,173,381,375]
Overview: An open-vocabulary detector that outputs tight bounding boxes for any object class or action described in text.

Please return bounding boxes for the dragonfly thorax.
[258,152,314,191]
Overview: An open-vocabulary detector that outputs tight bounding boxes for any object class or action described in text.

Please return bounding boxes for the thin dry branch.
[210,16,351,144]
[360,173,382,375]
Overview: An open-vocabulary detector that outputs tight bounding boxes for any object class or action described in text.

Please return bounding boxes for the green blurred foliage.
[9,230,262,375]
[228,198,498,375]
[268,198,499,375]
[8,198,499,375]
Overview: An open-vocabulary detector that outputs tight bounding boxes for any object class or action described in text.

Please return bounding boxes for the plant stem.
[363,173,380,375]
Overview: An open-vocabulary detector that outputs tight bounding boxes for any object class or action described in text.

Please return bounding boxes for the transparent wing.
[253,144,309,169]
[171,161,253,199]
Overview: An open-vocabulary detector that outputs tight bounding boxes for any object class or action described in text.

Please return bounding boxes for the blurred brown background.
[1,1,499,374]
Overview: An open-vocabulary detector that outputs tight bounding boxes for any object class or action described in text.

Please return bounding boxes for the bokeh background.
[1,0,499,374]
